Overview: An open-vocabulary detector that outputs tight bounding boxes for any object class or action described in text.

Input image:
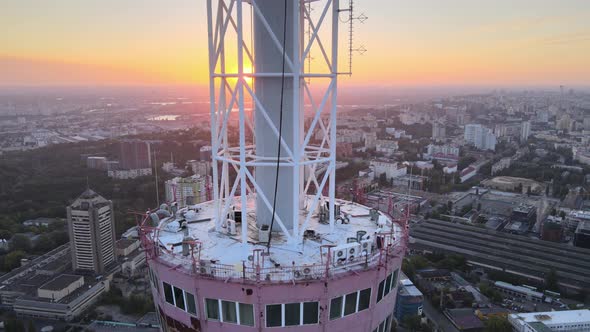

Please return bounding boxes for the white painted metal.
[206,0,341,244]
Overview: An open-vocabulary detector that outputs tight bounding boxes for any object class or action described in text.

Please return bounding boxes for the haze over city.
[1,1,590,332]
[1,0,590,89]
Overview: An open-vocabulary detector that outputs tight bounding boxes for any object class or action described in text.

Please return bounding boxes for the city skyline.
[1,0,590,87]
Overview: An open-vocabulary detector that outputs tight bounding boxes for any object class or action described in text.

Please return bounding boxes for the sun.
[242,65,253,85]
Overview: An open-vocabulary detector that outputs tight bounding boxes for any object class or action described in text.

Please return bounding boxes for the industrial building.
[410,219,590,292]
[0,245,114,321]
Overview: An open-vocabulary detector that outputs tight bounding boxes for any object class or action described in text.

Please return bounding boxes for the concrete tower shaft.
[253,0,303,230]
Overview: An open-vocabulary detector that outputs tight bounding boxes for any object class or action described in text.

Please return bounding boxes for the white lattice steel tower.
[207,0,341,244]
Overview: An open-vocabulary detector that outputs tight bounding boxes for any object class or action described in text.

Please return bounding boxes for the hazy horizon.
[2,0,589,87]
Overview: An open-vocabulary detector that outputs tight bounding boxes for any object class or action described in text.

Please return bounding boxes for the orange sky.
[1,0,589,87]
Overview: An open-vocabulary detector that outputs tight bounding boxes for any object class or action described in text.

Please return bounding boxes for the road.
[421,299,459,332]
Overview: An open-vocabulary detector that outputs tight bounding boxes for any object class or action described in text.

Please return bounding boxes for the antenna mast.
[340,0,367,75]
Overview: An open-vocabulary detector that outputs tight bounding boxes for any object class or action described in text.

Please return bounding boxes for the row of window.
[163,282,197,316]
[377,269,399,303]
[205,298,255,326]
[329,288,371,320]
[160,270,397,326]
[265,302,319,327]
[372,313,393,332]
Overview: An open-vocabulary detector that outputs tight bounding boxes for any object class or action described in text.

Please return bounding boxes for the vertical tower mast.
[206,0,340,244]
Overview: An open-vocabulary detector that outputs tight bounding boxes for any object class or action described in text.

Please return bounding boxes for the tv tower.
[207,0,342,242]
[141,1,406,331]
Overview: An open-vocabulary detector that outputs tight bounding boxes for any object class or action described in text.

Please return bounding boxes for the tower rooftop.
[145,196,404,282]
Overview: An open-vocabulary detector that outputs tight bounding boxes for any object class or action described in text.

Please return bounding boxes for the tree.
[545,268,559,292]
[27,320,35,332]
[402,315,422,331]
[3,250,26,271]
[484,316,512,332]
[33,234,54,253]
[10,234,32,252]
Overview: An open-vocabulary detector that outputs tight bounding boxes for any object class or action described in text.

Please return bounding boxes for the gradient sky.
[1,0,589,87]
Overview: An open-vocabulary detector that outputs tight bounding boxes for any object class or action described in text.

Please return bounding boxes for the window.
[186,292,197,315]
[221,300,237,323]
[163,282,174,305]
[266,302,320,327]
[330,297,343,320]
[206,298,219,320]
[377,280,385,303]
[284,303,300,326]
[358,288,371,311]
[174,286,186,311]
[377,269,399,303]
[344,292,358,316]
[266,304,282,327]
[331,288,372,320]
[303,302,319,325]
[162,282,197,316]
[384,274,392,297]
[206,299,254,326]
[239,303,254,326]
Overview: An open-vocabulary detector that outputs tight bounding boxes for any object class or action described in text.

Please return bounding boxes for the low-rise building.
[459,167,477,183]
[392,174,427,190]
[574,220,590,249]
[370,159,407,180]
[491,157,512,175]
[494,281,544,303]
[508,309,590,332]
[394,277,424,322]
[424,144,460,161]
[375,139,399,156]
[107,168,152,179]
[565,210,590,233]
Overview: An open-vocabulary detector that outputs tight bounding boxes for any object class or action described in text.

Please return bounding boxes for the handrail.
[138,208,409,284]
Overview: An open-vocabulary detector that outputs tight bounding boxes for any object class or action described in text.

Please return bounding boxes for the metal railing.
[138,209,409,284]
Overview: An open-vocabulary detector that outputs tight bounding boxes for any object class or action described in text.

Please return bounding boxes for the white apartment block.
[464,124,496,151]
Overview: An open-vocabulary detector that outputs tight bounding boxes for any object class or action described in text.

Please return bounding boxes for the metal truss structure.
[206,0,342,244]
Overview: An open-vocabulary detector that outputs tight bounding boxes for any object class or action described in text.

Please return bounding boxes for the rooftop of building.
[69,189,110,210]
[495,281,543,298]
[526,321,553,332]
[576,220,590,234]
[445,308,484,330]
[144,196,404,282]
[509,309,590,325]
[398,279,423,297]
[116,238,138,250]
[39,274,82,291]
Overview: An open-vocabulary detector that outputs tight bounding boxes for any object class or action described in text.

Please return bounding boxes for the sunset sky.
[1,0,589,88]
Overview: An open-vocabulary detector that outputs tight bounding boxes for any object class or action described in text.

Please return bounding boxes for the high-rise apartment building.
[67,189,116,273]
[432,122,446,141]
[464,124,496,151]
[119,140,152,170]
[520,121,531,143]
[164,175,211,208]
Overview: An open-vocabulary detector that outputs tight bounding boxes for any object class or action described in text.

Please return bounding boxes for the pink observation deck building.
[141,0,407,331]
[141,197,407,332]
